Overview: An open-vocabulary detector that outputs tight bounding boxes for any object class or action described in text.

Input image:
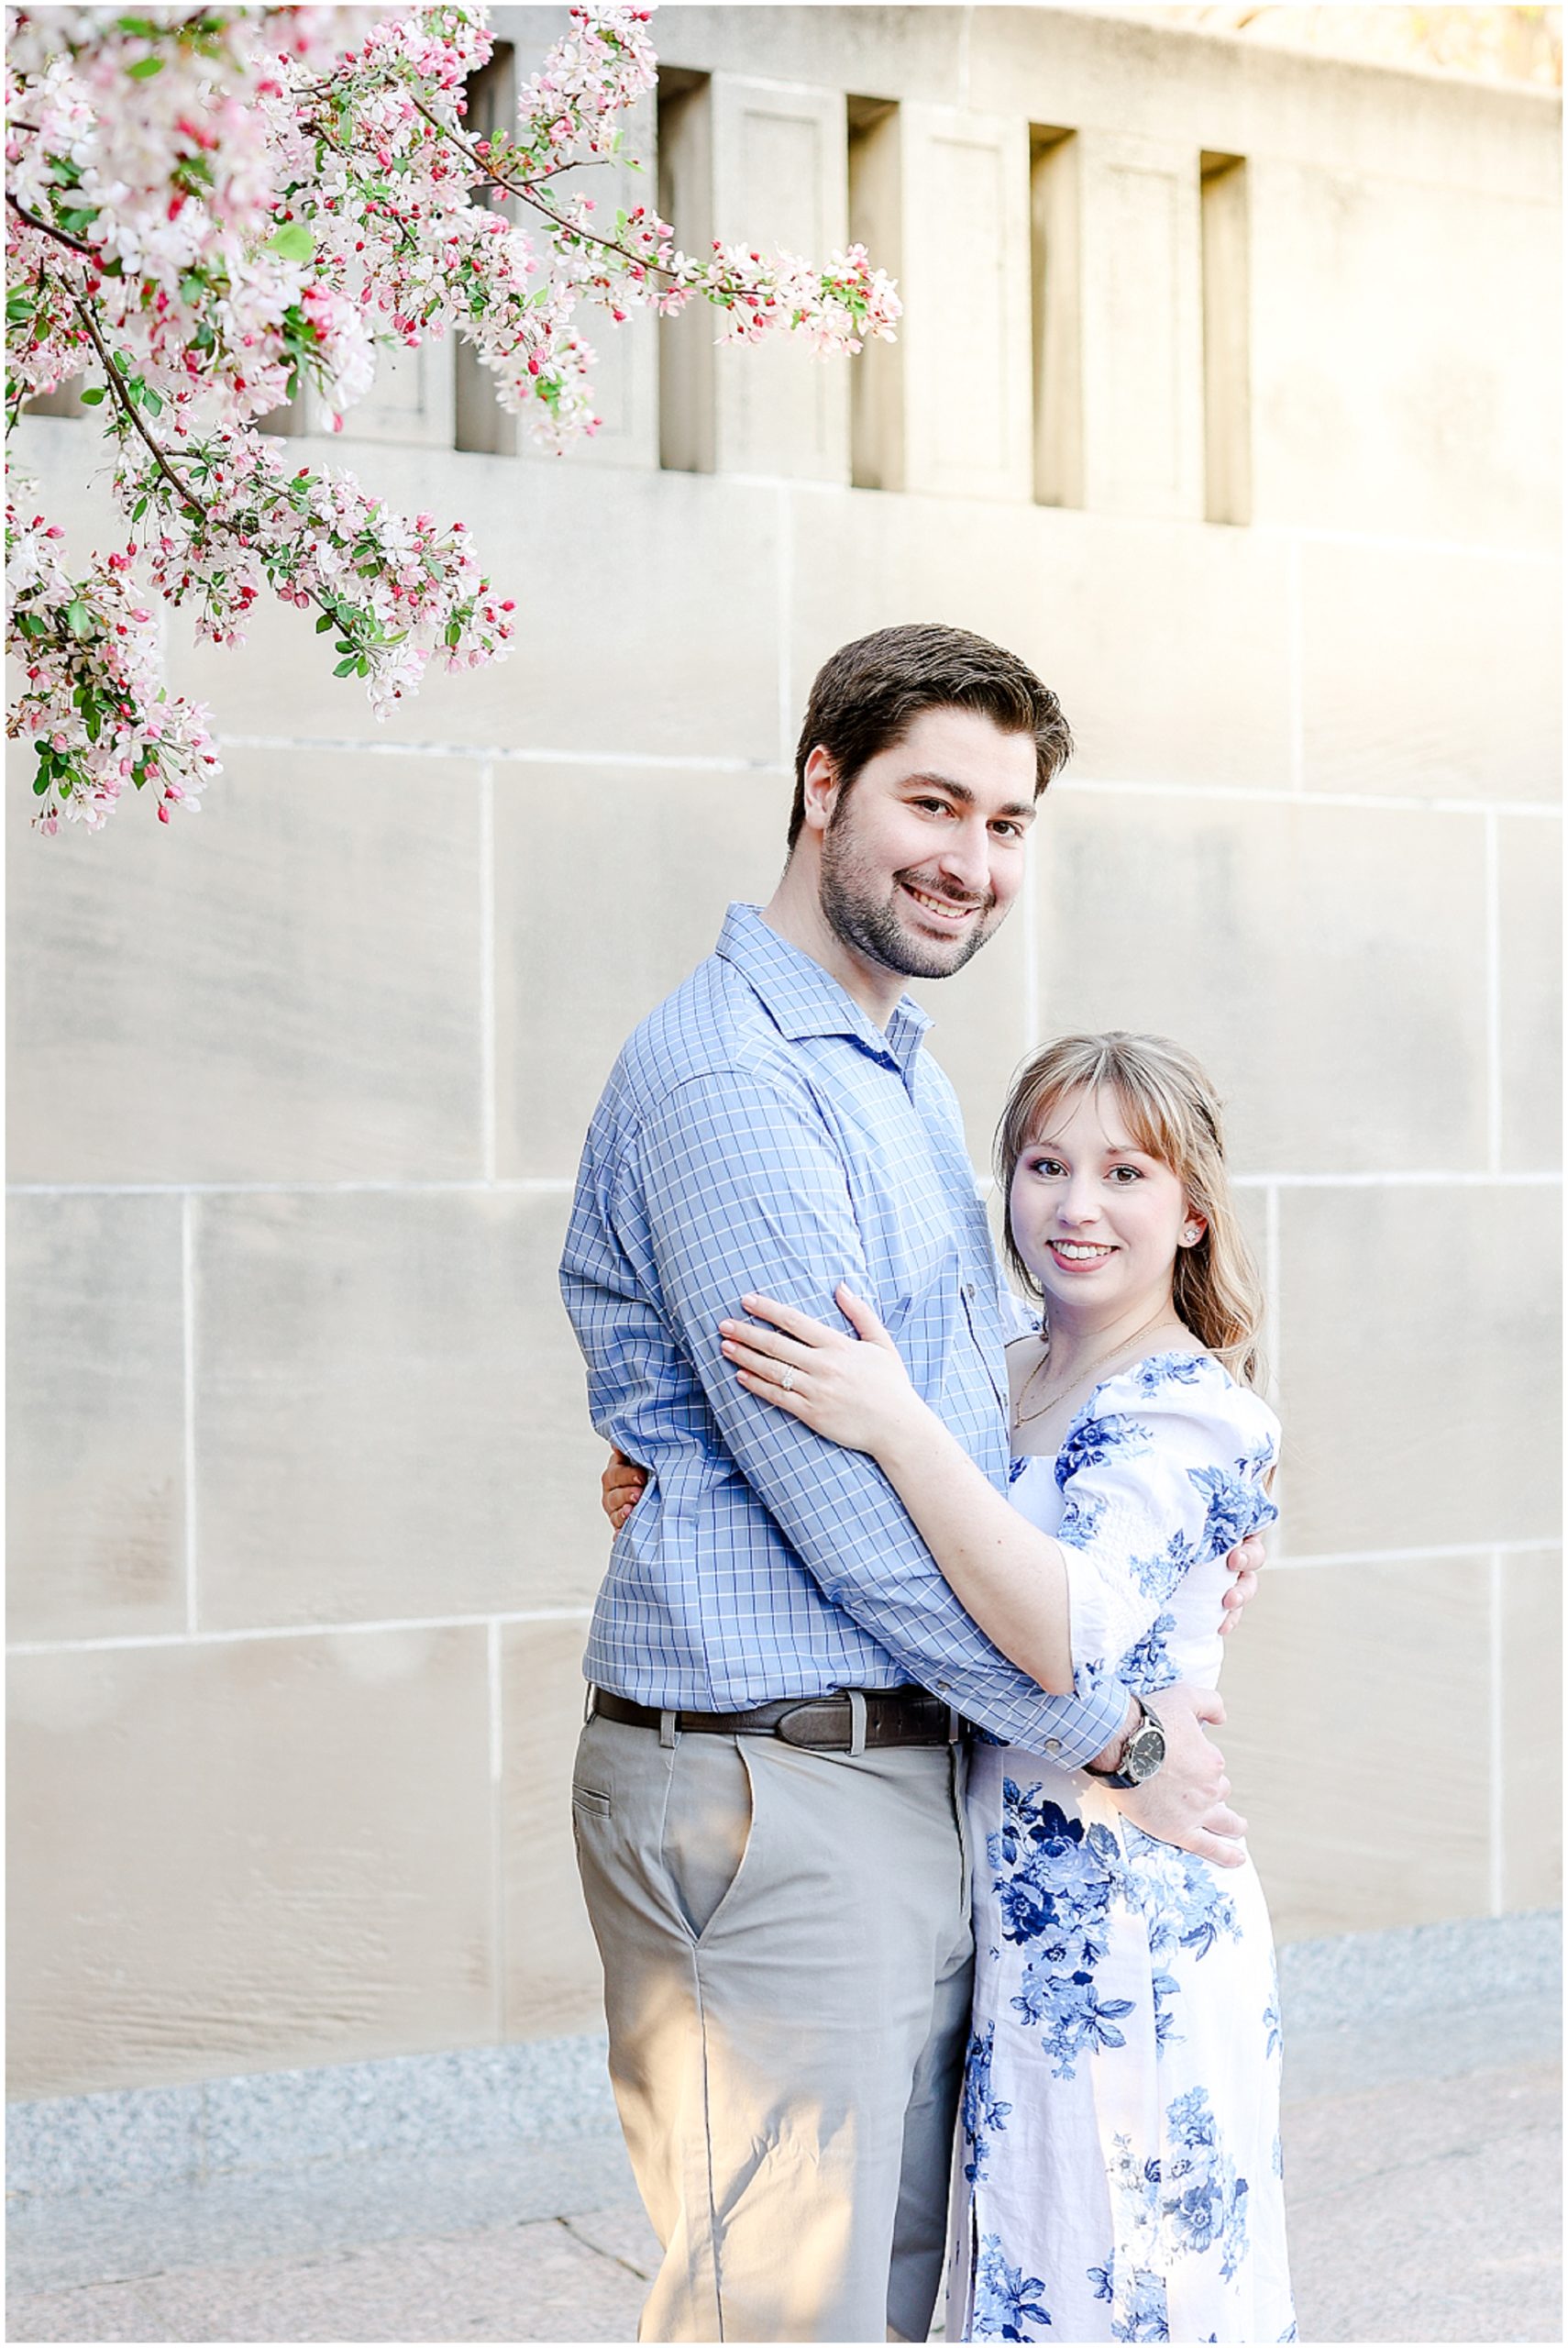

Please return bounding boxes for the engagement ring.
[778,1366,796,1391]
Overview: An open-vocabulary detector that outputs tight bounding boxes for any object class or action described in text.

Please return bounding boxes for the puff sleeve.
[1052,1351,1280,1698]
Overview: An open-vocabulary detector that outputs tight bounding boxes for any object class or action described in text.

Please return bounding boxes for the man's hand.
[601,1446,648,1533]
[1219,1531,1266,1636]
[1103,1681,1248,1866]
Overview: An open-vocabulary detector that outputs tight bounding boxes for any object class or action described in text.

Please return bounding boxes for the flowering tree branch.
[6,2,900,832]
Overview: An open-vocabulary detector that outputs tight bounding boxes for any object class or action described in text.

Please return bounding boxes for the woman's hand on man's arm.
[602,1446,646,1532]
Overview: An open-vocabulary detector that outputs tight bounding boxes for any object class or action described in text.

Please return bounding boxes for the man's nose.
[934,820,992,896]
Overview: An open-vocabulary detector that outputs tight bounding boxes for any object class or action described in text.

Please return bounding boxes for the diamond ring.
[778,1365,796,1392]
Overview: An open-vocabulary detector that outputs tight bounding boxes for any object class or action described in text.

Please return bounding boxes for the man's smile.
[900,880,986,926]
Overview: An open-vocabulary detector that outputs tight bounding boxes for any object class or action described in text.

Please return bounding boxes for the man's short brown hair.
[788,622,1073,851]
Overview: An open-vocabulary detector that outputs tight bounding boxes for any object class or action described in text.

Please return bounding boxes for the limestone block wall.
[7,6,1561,2099]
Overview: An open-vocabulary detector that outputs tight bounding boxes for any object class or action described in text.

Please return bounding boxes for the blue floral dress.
[950,1351,1297,2345]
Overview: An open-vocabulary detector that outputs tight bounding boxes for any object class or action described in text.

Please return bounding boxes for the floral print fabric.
[950,1353,1297,2344]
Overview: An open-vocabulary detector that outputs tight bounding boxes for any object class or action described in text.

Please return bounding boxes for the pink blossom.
[7,1,898,831]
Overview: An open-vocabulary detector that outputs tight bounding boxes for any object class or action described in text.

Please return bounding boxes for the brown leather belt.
[589,1685,960,1750]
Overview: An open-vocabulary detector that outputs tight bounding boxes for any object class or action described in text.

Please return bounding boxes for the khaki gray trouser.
[571,1708,974,2344]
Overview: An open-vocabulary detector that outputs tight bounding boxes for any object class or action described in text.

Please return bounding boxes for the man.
[559,625,1259,2344]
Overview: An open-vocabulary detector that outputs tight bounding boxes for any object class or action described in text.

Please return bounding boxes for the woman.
[607,1032,1295,2345]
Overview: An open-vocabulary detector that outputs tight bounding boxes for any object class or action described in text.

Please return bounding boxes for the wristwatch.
[1085,1693,1166,1789]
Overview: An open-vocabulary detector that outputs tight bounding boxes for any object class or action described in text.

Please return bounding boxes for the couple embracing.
[560,624,1296,2345]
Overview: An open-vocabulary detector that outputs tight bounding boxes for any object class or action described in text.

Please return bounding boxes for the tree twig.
[62,286,210,518]
[406,96,677,277]
[6,190,100,260]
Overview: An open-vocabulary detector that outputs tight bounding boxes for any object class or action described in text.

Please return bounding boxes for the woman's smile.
[1045,1237,1118,1269]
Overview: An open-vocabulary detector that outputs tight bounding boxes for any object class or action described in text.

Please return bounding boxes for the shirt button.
[962,1281,977,1301]
[936,1679,952,1692]
[1045,1738,1061,1755]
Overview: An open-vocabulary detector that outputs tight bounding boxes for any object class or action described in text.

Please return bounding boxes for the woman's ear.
[1178,1210,1207,1246]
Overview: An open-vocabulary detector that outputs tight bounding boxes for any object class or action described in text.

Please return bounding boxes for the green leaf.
[33,773,50,796]
[64,600,93,638]
[127,53,165,78]
[79,386,105,405]
[315,612,333,634]
[332,656,358,677]
[6,292,37,323]
[132,497,148,521]
[141,387,163,415]
[268,223,315,264]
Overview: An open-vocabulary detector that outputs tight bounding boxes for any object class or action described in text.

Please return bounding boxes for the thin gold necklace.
[1015,1304,1184,1426]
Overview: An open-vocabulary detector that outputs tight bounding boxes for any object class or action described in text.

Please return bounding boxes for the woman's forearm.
[878,1412,1076,1694]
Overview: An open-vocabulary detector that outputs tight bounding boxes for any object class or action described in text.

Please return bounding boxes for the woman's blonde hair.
[995,1031,1266,1389]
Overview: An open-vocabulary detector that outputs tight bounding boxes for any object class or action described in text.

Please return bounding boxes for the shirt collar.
[714,902,932,1075]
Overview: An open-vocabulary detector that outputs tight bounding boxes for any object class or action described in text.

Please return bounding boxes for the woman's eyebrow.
[1027,1135,1154,1158]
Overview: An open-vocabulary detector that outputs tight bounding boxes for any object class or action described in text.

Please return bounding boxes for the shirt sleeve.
[1053,1357,1280,1692]
[619,1068,1128,1764]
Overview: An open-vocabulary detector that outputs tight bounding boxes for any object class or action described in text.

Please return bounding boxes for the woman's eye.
[1030,1157,1066,1177]
[1109,1165,1143,1183]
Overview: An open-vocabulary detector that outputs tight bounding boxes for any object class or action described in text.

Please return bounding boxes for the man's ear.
[800,743,841,837]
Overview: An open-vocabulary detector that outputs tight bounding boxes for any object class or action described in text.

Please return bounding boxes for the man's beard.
[819,810,1000,980]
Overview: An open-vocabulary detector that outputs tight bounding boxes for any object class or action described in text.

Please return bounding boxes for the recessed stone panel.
[7,749,482,1185]
[898,105,1032,502]
[1299,540,1561,803]
[1034,792,1489,1174]
[7,1195,185,1643]
[1497,815,1563,1172]
[1275,1183,1561,1557]
[194,1189,610,1628]
[1220,1556,1490,1941]
[710,78,851,482]
[502,1616,603,2042]
[1500,1548,1562,1914]
[8,1628,493,2096]
[789,492,1292,793]
[493,764,792,1181]
[1077,132,1203,520]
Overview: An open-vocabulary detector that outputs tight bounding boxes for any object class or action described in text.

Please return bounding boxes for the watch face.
[1126,1723,1165,1783]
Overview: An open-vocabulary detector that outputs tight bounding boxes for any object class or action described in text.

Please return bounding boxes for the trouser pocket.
[660,1733,756,1941]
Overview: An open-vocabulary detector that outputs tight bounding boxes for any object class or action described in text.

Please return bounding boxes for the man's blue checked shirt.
[558,901,1125,1763]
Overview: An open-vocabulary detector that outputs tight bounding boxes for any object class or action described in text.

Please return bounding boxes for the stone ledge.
[8,1907,1559,2203]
